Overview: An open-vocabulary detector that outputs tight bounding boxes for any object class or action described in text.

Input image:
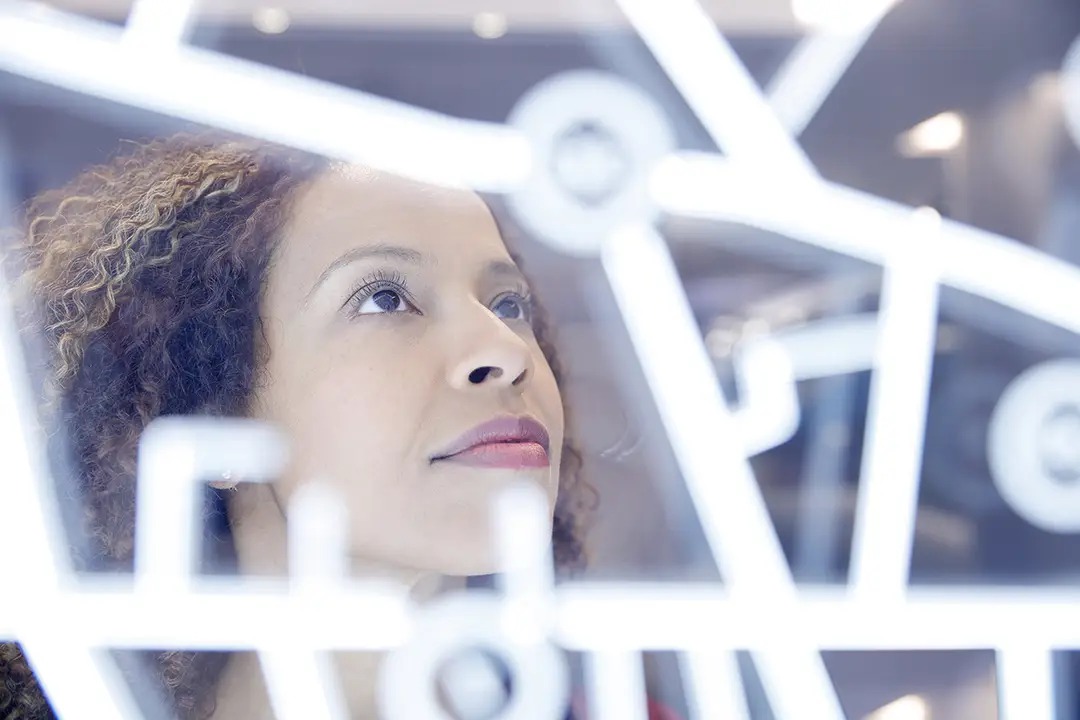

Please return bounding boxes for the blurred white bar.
[289,482,349,592]
[615,0,817,177]
[768,10,889,136]
[39,579,412,649]
[134,426,198,594]
[44,0,808,33]
[601,224,844,719]
[602,225,796,599]
[768,31,876,136]
[494,482,555,601]
[652,153,1080,336]
[0,208,141,716]
[732,336,801,455]
[17,638,142,720]
[680,650,751,720]
[851,215,941,599]
[124,0,198,48]
[774,314,879,379]
[0,230,68,591]
[260,649,349,720]
[556,584,1080,650]
[135,418,287,594]
[587,651,648,720]
[997,646,1056,720]
[8,581,1080,650]
[0,2,530,192]
[493,482,556,645]
[281,486,356,720]
[791,0,900,31]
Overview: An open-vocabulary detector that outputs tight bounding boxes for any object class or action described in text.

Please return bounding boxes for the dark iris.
[493,296,524,320]
[372,289,401,312]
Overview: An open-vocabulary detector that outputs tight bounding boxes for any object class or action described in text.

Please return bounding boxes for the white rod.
[767,17,886,136]
[850,213,942,599]
[6,583,1080,650]
[651,153,1080,337]
[615,0,816,178]
[124,0,199,48]
[680,650,752,720]
[997,646,1056,720]
[601,224,844,719]
[0,2,530,192]
[587,651,648,720]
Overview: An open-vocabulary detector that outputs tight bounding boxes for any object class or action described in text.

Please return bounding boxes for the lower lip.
[439,442,550,469]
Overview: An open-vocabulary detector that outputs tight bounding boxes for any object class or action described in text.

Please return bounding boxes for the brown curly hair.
[0,135,590,719]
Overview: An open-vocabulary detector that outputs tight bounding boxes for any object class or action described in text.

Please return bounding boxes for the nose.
[448,305,532,391]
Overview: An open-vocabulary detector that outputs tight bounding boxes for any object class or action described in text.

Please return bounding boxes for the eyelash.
[343,269,416,316]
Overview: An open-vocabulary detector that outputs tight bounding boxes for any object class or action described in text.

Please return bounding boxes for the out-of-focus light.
[473,12,508,40]
[863,694,929,720]
[252,7,290,35]
[791,0,900,32]
[897,111,965,157]
[705,320,740,359]
[1031,71,1061,102]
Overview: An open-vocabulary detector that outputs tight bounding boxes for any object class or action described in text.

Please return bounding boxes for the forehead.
[265,167,515,311]
[281,165,507,266]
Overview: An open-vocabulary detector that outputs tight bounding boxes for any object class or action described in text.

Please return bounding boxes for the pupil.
[373,290,400,312]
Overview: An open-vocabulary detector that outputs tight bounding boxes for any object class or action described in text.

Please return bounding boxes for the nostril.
[469,366,501,384]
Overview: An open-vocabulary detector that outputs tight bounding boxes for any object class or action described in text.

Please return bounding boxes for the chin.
[431,517,556,579]
[439,556,500,578]
[410,473,555,576]
[428,534,501,577]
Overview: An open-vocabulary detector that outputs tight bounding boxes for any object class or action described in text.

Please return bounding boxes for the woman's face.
[252,166,564,575]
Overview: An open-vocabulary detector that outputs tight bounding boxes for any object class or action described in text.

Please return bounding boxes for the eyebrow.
[485,259,527,285]
[305,243,423,302]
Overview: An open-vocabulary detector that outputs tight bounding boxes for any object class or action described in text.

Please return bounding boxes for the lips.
[432,416,551,469]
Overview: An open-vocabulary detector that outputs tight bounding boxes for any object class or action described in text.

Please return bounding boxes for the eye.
[345,271,419,317]
[491,292,532,323]
[356,287,410,315]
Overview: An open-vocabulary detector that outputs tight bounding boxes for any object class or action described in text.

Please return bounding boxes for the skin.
[212,166,565,717]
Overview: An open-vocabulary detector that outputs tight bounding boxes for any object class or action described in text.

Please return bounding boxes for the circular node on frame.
[987,358,1080,532]
[377,591,569,720]
[506,70,676,256]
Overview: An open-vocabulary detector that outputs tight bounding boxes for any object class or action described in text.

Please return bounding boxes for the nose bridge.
[447,297,531,390]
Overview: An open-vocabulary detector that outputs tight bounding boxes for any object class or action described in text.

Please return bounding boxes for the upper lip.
[431,415,550,461]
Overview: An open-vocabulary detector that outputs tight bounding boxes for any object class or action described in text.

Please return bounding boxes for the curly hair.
[1,135,591,719]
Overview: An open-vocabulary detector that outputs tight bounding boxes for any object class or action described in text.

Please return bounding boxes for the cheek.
[266,342,450,563]
[535,349,565,434]
[533,355,566,496]
[263,338,431,492]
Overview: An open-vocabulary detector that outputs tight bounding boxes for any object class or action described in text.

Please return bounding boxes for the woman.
[0,135,591,718]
